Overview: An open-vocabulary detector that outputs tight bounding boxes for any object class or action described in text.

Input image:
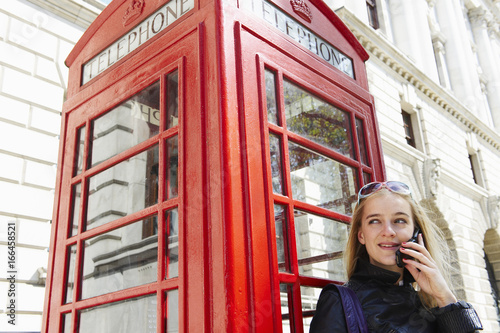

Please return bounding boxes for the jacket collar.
[353,259,415,285]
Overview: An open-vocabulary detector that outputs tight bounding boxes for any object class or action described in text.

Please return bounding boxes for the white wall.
[0,1,98,331]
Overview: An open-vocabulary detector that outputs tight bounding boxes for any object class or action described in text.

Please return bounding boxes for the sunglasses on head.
[357,181,411,204]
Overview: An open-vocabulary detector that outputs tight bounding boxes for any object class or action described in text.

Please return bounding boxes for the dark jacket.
[309,259,482,333]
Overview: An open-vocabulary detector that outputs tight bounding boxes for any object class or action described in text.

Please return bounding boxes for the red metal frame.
[233,2,384,328]
[43,0,385,332]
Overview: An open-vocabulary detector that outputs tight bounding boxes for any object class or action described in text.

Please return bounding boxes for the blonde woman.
[310,181,483,332]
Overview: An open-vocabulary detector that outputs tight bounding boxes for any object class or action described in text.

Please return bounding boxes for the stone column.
[427,0,452,89]
[434,0,491,125]
[388,0,439,82]
[468,7,500,131]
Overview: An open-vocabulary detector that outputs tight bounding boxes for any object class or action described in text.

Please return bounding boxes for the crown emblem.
[290,0,312,22]
[123,0,145,27]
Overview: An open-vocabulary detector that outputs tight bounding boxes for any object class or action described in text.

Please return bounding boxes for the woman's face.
[357,192,415,273]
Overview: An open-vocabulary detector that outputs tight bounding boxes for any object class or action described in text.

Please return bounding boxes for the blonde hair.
[343,189,454,308]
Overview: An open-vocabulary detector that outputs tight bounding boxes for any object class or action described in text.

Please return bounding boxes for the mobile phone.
[396,228,420,268]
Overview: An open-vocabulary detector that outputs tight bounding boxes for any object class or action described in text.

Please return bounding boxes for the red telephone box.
[42,0,385,331]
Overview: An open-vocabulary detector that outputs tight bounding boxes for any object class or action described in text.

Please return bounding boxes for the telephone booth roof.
[65,0,370,92]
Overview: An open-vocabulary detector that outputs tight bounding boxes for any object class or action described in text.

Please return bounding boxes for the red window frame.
[53,58,185,332]
[257,57,377,332]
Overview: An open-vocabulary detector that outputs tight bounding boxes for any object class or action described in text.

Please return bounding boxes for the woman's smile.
[378,242,400,250]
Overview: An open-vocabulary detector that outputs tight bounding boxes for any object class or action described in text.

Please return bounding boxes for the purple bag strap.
[333,284,369,333]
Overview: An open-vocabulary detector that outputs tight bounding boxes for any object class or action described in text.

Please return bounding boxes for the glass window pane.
[91,81,160,167]
[69,183,81,237]
[64,244,77,304]
[62,312,72,333]
[288,141,357,215]
[283,80,354,159]
[269,134,284,195]
[356,118,369,166]
[294,210,348,281]
[86,145,159,230]
[142,215,158,239]
[165,208,179,279]
[166,136,178,199]
[274,204,290,273]
[301,286,321,332]
[280,284,292,333]
[363,172,371,185]
[166,71,179,129]
[402,111,416,147]
[81,217,158,300]
[165,289,179,332]
[265,69,279,125]
[74,125,86,176]
[79,295,157,333]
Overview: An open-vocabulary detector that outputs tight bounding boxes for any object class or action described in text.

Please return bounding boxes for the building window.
[432,35,451,89]
[468,151,484,187]
[402,110,416,148]
[366,0,379,29]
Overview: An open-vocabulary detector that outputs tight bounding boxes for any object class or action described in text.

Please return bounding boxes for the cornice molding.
[27,0,103,29]
[335,7,500,152]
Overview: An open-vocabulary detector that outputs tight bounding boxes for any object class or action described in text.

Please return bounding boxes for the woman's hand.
[399,234,457,307]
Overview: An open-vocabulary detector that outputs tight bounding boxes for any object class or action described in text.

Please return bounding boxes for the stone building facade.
[0,0,499,332]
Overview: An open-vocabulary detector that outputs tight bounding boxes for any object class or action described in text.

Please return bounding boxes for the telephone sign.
[82,0,194,84]
[242,0,354,78]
